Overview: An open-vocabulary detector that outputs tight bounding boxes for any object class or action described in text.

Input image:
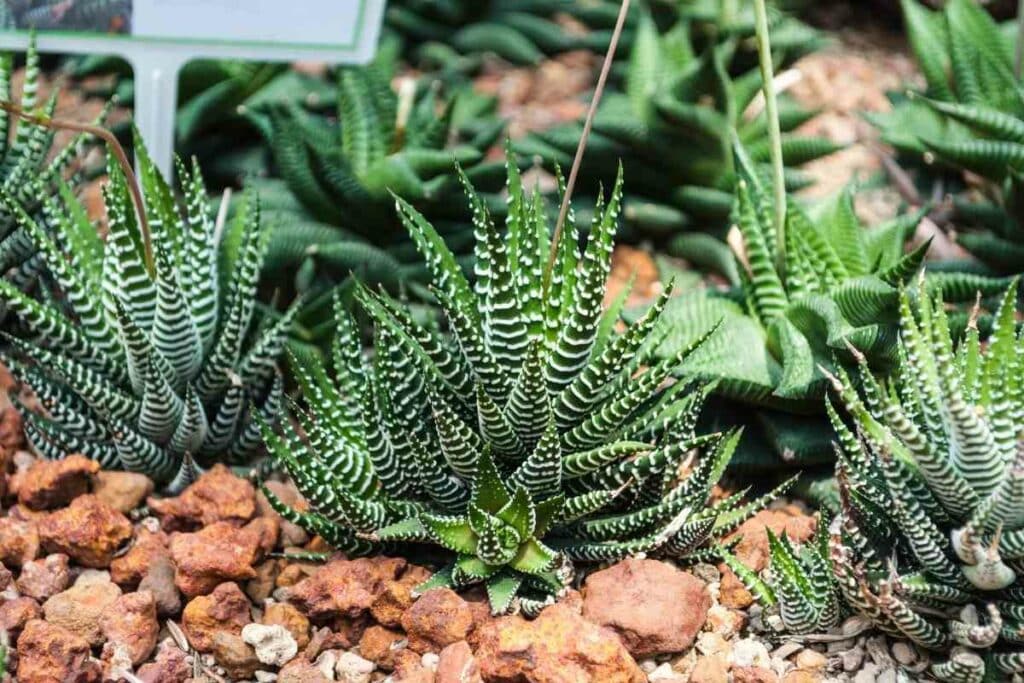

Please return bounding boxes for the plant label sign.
[0,0,386,174]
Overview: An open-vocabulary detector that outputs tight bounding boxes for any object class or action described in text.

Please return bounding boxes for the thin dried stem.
[543,0,631,293]
[0,100,154,277]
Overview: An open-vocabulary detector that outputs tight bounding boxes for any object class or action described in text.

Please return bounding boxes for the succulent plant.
[386,0,637,67]
[0,140,290,489]
[517,12,836,241]
[262,160,791,614]
[814,281,1024,681]
[0,39,102,293]
[872,0,1024,275]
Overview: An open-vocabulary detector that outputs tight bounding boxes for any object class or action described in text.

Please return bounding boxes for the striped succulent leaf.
[1,139,289,488]
[819,280,1024,682]
[0,37,102,295]
[264,162,789,614]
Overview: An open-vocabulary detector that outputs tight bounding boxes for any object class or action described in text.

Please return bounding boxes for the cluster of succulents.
[262,161,792,613]
[0,140,289,490]
[517,8,835,242]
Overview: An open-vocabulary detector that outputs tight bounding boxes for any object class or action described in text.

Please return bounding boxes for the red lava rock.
[437,640,482,683]
[0,596,41,634]
[136,639,190,683]
[101,591,159,665]
[41,577,122,646]
[582,558,710,657]
[181,581,252,652]
[359,624,406,670]
[286,556,407,620]
[138,554,182,617]
[246,514,281,555]
[92,470,154,513]
[211,631,261,680]
[725,509,817,572]
[392,648,435,682]
[37,494,133,568]
[0,516,39,568]
[16,618,101,683]
[264,601,311,650]
[371,564,432,627]
[169,520,262,597]
[147,463,256,531]
[734,666,780,683]
[278,657,332,682]
[17,454,98,511]
[110,526,171,587]
[0,562,12,590]
[690,655,729,683]
[401,588,475,653]
[475,602,646,683]
[16,553,70,600]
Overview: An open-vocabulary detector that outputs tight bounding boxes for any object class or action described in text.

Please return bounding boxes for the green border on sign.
[1,0,369,51]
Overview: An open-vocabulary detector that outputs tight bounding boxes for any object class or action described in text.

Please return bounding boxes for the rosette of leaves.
[0,141,290,489]
[652,144,1010,469]
[261,162,792,614]
[808,281,1024,682]
[722,513,842,635]
[254,43,504,296]
[0,39,101,292]
[386,0,639,68]
[871,0,1024,275]
[517,12,836,241]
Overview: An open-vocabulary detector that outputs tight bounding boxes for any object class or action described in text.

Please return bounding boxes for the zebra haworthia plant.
[262,159,793,614]
[820,282,1024,681]
[0,139,290,488]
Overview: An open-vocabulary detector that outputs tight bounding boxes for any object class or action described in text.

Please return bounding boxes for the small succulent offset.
[263,160,791,614]
[0,39,101,291]
[822,282,1024,681]
[873,0,1024,274]
[0,141,290,489]
[518,12,836,241]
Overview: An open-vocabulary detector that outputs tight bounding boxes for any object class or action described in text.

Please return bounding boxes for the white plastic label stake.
[0,0,386,176]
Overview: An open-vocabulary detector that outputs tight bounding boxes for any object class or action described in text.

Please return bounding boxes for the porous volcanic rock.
[110,525,171,587]
[16,553,70,600]
[147,463,256,531]
[181,581,253,652]
[101,590,160,665]
[41,576,122,646]
[169,520,262,597]
[92,470,154,513]
[0,516,39,568]
[401,587,475,653]
[16,454,98,511]
[16,618,102,682]
[37,494,133,568]
[286,556,407,620]
[582,558,710,657]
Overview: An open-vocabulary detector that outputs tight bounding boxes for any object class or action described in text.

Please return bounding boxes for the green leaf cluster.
[263,160,791,614]
[0,138,289,488]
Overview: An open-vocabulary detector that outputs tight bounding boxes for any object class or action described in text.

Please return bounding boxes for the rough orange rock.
[181,581,253,653]
[690,655,729,683]
[110,526,170,587]
[263,601,311,650]
[725,509,817,572]
[16,618,101,683]
[169,520,262,597]
[286,556,407,620]
[370,563,432,627]
[101,591,159,665]
[17,454,98,510]
[0,596,41,635]
[92,470,154,513]
[359,624,406,670]
[401,588,475,653]
[211,631,261,680]
[718,565,755,609]
[733,666,780,683]
[437,640,482,683]
[0,516,39,568]
[41,578,122,646]
[278,657,332,682]
[16,553,70,600]
[147,463,256,531]
[37,494,133,568]
[392,648,435,683]
[582,558,709,657]
[136,639,190,683]
[475,602,646,683]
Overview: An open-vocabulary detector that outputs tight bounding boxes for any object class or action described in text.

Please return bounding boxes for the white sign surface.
[0,0,386,173]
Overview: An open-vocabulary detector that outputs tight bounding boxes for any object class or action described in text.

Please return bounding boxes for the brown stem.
[0,100,155,277]
[542,0,632,293]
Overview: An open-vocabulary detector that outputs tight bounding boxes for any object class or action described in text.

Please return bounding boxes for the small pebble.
[890,642,915,665]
